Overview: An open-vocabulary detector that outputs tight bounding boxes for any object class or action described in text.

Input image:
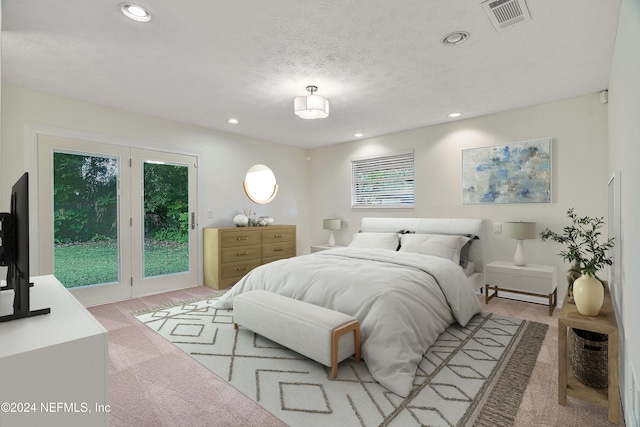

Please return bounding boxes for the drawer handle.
[237,236,250,241]
[236,251,249,256]
[274,248,284,252]
[236,266,248,271]
[273,234,284,238]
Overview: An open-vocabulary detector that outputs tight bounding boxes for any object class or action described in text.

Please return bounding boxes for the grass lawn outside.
[55,240,189,288]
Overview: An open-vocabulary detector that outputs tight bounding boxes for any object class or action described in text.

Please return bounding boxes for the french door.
[37,135,198,306]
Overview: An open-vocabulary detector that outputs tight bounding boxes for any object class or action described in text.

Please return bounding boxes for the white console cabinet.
[484,261,558,316]
[0,275,109,427]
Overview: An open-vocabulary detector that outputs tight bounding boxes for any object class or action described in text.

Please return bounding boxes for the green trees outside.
[53,154,188,245]
[143,162,189,244]
[54,153,119,243]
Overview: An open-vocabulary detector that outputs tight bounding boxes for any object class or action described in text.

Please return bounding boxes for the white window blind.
[351,150,414,208]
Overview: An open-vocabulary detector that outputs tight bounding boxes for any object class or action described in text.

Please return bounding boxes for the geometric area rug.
[134,295,548,427]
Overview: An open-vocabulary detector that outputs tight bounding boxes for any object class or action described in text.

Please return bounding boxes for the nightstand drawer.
[485,270,552,293]
[484,260,558,316]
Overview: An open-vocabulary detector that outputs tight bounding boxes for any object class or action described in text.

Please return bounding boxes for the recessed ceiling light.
[227,118,240,125]
[442,31,469,46]
[354,133,364,138]
[447,112,462,118]
[120,3,152,22]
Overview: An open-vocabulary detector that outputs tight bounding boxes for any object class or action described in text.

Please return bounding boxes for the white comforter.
[212,247,481,397]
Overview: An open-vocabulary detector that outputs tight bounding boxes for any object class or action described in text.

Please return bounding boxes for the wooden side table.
[558,286,619,423]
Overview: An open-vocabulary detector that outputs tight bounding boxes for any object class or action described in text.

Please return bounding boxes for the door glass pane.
[143,161,189,278]
[53,152,119,288]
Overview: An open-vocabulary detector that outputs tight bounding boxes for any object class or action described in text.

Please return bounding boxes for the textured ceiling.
[1,0,621,149]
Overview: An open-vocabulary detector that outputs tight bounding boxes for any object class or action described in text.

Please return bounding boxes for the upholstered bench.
[232,290,361,378]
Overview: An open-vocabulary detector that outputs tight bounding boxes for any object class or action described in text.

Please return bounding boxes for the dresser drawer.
[262,228,294,244]
[220,229,262,247]
[262,241,295,259]
[221,245,261,263]
[485,270,552,294]
[221,259,262,279]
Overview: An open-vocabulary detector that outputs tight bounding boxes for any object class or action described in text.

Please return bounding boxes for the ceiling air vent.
[481,0,531,32]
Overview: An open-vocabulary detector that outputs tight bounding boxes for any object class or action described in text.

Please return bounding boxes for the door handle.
[191,212,195,230]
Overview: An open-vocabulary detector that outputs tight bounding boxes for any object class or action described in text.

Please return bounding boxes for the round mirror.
[243,164,278,204]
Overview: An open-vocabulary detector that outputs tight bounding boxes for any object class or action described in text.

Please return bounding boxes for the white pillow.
[399,234,471,264]
[348,232,399,251]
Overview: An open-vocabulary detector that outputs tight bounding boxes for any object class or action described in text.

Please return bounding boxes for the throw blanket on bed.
[212,247,482,397]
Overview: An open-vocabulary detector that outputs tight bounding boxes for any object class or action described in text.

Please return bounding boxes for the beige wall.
[309,93,609,302]
[0,84,311,281]
[609,0,640,422]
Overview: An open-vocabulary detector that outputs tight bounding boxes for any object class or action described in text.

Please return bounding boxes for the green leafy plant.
[539,208,614,280]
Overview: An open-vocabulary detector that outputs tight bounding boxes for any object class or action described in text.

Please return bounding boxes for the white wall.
[0,85,311,281]
[609,0,640,425]
[309,93,609,303]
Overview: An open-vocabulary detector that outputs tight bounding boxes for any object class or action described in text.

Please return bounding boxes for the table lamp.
[503,221,537,266]
[323,218,341,247]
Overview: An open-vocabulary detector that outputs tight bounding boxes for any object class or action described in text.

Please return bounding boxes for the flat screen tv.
[0,172,50,322]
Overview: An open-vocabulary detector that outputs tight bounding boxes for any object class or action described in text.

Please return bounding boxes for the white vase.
[233,214,249,227]
[572,273,604,316]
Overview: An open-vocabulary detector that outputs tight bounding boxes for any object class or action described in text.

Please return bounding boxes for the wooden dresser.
[203,225,296,289]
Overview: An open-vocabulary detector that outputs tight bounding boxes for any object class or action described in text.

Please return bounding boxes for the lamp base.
[513,240,526,266]
[328,231,336,247]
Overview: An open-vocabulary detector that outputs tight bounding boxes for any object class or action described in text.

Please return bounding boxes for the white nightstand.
[484,261,558,316]
[311,245,346,253]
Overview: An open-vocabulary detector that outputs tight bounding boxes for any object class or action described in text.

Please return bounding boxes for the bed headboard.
[360,217,485,274]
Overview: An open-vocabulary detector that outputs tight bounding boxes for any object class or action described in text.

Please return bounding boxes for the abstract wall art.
[462,138,551,204]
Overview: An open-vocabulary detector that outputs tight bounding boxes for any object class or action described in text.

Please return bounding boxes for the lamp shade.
[323,218,341,230]
[502,222,537,240]
[294,94,329,119]
[294,85,329,119]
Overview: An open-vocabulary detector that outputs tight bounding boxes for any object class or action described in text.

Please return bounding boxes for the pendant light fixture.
[294,85,329,119]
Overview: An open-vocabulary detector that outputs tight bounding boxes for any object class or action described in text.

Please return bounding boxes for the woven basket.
[570,328,608,388]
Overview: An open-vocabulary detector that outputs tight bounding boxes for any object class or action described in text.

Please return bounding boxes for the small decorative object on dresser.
[233,214,249,227]
[539,208,614,316]
[259,216,274,226]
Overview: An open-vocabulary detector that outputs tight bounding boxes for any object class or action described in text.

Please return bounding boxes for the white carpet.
[135,295,547,427]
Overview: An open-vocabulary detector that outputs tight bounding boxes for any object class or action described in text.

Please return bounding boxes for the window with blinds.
[351,150,414,208]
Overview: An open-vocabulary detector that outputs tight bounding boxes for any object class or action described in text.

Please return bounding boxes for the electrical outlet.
[493,223,502,234]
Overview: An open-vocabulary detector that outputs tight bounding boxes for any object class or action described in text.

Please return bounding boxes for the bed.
[213,217,484,397]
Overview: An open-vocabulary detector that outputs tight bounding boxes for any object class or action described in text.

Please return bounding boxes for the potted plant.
[539,208,614,316]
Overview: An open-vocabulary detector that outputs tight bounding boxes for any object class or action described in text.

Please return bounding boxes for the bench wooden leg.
[331,320,361,379]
